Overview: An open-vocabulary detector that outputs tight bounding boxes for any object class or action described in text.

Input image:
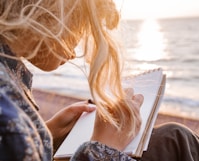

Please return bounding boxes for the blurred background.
[27,0,199,120]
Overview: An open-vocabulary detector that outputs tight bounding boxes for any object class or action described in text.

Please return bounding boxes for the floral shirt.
[0,44,53,161]
[0,43,134,161]
[71,141,134,161]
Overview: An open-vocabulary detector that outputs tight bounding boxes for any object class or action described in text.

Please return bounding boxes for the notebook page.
[54,69,165,158]
[123,69,164,154]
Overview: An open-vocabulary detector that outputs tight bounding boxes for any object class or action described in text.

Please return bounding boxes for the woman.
[0,0,198,161]
[0,0,142,160]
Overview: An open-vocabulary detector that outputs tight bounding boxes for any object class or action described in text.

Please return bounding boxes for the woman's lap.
[141,122,199,161]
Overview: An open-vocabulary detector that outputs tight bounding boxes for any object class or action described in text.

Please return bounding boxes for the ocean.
[26,17,199,119]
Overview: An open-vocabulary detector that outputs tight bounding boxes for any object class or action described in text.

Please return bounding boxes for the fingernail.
[88,103,96,109]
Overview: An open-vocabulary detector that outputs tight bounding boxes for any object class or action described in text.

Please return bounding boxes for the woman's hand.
[46,101,96,151]
[91,88,144,151]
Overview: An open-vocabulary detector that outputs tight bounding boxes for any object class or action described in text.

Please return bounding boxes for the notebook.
[54,68,166,160]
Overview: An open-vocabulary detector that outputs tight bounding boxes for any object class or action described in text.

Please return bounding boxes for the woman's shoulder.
[0,62,30,131]
[0,71,27,131]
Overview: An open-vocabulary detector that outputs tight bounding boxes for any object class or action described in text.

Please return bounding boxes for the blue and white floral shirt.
[0,43,133,161]
[0,44,53,161]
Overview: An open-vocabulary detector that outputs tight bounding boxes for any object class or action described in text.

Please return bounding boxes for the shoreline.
[33,88,199,135]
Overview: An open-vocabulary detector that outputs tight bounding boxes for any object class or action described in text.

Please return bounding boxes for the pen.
[88,99,95,104]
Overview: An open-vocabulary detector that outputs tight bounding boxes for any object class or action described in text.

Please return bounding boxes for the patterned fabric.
[71,141,134,161]
[0,44,52,161]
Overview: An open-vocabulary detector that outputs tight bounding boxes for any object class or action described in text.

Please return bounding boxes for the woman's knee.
[141,122,199,161]
[153,122,193,137]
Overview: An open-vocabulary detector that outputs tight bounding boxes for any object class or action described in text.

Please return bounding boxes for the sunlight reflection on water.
[134,19,167,61]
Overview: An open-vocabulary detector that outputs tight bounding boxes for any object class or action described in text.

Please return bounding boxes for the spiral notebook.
[54,68,166,160]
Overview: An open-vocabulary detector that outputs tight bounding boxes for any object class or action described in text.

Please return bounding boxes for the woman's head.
[0,0,118,70]
[0,0,87,70]
[0,0,141,135]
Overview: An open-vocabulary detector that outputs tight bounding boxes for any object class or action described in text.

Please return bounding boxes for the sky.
[114,0,199,19]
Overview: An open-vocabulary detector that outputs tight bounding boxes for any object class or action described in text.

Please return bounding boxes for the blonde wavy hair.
[0,0,140,136]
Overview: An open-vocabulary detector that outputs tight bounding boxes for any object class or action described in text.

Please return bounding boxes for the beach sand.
[33,89,199,135]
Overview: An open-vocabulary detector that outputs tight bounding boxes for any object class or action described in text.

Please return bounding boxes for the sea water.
[26,17,199,119]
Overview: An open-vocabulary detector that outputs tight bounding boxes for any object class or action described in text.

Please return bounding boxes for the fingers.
[69,101,96,113]
[124,88,134,99]
[124,87,144,109]
[132,94,144,108]
[124,88,143,102]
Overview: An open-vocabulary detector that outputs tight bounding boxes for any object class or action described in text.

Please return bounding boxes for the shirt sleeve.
[0,93,42,161]
[70,141,134,161]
